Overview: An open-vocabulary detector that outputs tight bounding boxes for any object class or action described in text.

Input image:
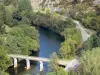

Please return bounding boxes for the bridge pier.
[26,59,30,70]
[40,61,44,75]
[13,58,18,68]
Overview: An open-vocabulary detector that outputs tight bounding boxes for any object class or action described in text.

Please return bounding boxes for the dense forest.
[0,0,100,75]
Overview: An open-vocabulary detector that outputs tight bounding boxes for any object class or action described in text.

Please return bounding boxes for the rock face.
[30,0,61,11]
[30,0,100,10]
[93,0,100,5]
[30,0,42,9]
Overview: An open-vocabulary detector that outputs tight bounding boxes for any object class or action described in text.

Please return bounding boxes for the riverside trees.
[49,52,68,75]
[3,25,39,55]
[0,0,39,55]
[0,0,39,74]
[84,32,100,50]
[69,48,100,75]
[0,45,10,75]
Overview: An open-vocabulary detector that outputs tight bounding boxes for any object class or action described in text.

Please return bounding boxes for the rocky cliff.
[30,0,100,11]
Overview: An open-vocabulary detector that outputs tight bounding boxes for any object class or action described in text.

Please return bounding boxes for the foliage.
[3,0,18,6]
[47,67,68,75]
[82,13,100,31]
[0,71,9,75]
[5,9,19,27]
[84,34,100,50]
[74,5,100,31]
[5,25,39,55]
[18,0,32,12]
[5,5,17,13]
[29,11,75,34]
[49,52,68,75]
[61,27,81,44]
[58,0,100,31]
[0,45,11,71]
[0,4,6,34]
[49,52,58,72]
[56,67,68,75]
[22,73,31,75]
[9,25,39,40]
[69,47,100,75]
[46,72,56,75]
[0,1,39,55]
[59,38,76,59]
[12,10,22,21]
[6,35,38,55]
[59,27,81,59]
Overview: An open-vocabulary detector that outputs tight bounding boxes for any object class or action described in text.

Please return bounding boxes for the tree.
[3,0,18,6]
[5,9,18,27]
[49,52,68,75]
[69,47,100,75]
[84,34,100,50]
[0,4,6,34]
[0,71,9,75]
[18,0,32,12]
[49,52,58,73]
[0,18,5,34]
[56,67,68,75]
[47,67,68,75]
[6,35,39,55]
[59,38,77,59]
[0,45,10,71]
[12,10,22,21]
[61,27,81,45]
[9,25,39,40]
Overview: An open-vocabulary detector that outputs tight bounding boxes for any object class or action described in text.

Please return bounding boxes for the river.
[8,27,64,75]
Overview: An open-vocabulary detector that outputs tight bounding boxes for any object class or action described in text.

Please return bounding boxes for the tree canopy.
[0,45,10,71]
[70,47,100,75]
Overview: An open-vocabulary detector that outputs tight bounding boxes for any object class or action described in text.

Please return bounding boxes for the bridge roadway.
[8,54,71,66]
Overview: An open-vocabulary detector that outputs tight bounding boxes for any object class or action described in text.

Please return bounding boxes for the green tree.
[18,0,32,12]
[0,18,5,34]
[61,27,81,44]
[3,0,17,6]
[5,25,39,55]
[49,52,58,73]
[9,25,39,40]
[49,52,68,75]
[0,4,6,34]
[0,45,10,71]
[59,38,76,59]
[47,67,68,75]
[6,35,39,55]
[56,67,68,75]
[69,47,100,75]
[0,71,9,75]
[84,34,100,50]
[5,9,18,27]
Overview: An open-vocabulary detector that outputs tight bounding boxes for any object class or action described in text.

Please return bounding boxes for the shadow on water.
[7,27,64,75]
[38,27,64,42]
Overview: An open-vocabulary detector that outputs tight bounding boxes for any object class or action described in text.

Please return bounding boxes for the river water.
[8,27,63,75]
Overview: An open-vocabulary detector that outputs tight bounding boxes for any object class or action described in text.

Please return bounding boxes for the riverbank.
[7,27,64,75]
